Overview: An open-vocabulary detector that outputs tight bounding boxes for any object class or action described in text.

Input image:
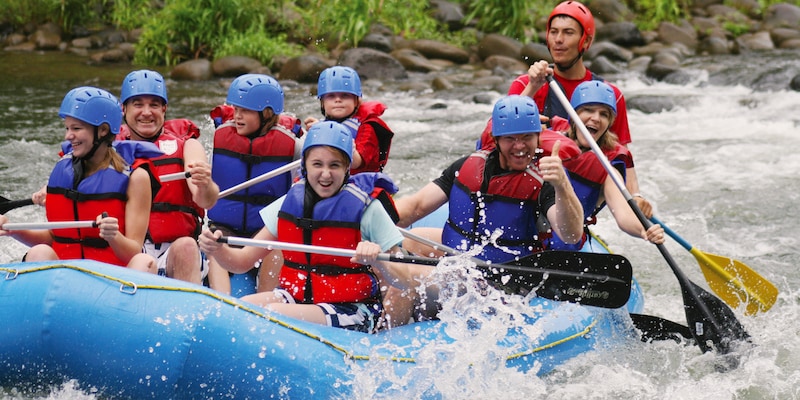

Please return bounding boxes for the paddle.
[547,75,750,354]
[651,215,777,315]
[0,195,34,214]
[2,220,97,230]
[217,235,635,309]
[218,159,301,199]
[399,227,694,342]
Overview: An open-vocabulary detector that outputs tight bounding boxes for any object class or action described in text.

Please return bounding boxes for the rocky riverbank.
[3,0,800,97]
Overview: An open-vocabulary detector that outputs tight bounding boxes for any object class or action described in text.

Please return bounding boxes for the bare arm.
[183,138,219,209]
[103,167,152,263]
[540,141,584,244]
[0,214,53,246]
[394,182,448,228]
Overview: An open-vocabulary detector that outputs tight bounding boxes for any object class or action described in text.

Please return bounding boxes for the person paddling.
[0,87,160,268]
[546,80,665,250]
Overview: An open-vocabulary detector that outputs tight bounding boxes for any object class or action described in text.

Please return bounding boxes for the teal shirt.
[259,195,403,252]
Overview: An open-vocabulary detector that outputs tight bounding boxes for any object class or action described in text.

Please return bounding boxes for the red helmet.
[546,1,595,51]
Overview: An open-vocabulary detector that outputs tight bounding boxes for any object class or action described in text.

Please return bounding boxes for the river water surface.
[1,50,799,399]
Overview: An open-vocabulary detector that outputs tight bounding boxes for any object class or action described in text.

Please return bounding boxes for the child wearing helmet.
[205,73,305,296]
[0,87,163,269]
[304,66,395,175]
[396,95,584,264]
[545,81,665,251]
[117,69,219,285]
[199,121,413,332]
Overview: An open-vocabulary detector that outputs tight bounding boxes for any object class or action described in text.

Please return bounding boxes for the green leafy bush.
[215,30,304,68]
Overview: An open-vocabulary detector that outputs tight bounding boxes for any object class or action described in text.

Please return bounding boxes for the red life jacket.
[209,114,301,236]
[46,141,161,265]
[276,181,377,304]
[119,119,205,243]
[336,101,394,174]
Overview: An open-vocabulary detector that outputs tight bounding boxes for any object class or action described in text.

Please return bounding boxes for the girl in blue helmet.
[0,87,162,268]
[199,121,415,331]
[204,73,305,296]
[304,66,395,174]
[547,81,664,251]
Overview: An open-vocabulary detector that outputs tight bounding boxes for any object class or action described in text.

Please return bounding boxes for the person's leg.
[165,236,201,284]
[256,250,283,292]
[127,253,157,274]
[24,244,58,261]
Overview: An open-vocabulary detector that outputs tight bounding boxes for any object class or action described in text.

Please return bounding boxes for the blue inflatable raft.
[0,257,643,399]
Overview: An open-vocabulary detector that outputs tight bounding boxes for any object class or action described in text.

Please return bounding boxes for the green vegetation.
[464,0,555,42]
[2,0,800,67]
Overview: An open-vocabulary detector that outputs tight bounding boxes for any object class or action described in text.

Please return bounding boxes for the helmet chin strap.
[553,50,584,72]
[80,126,106,161]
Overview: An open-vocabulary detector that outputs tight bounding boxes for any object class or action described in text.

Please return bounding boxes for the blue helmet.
[120,70,168,105]
[491,95,542,137]
[59,86,123,134]
[317,66,362,98]
[226,74,284,113]
[570,81,616,114]
[302,121,353,163]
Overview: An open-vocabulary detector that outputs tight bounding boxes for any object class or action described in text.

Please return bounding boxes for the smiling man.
[395,95,583,263]
[119,70,219,284]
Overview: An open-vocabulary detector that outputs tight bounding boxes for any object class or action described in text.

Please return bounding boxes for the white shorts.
[142,241,209,280]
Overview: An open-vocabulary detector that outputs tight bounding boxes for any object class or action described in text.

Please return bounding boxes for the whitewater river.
[1,50,799,399]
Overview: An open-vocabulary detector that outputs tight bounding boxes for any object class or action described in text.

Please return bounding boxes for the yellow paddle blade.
[690,248,778,315]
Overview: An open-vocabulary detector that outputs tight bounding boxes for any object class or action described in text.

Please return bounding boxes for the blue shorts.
[272,288,383,333]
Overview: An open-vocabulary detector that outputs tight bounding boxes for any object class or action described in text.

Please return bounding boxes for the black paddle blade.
[482,251,633,309]
[0,198,34,214]
[682,280,751,354]
[630,313,694,344]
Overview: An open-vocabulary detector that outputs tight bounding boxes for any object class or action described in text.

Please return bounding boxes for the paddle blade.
[0,198,34,214]
[681,280,751,354]
[630,313,693,344]
[693,249,778,315]
[484,251,633,309]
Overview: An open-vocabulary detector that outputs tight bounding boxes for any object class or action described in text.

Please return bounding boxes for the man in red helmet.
[510,1,631,146]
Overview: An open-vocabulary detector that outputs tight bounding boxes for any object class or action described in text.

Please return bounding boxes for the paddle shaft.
[2,220,97,230]
[546,75,749,353]
[218,159,301,199]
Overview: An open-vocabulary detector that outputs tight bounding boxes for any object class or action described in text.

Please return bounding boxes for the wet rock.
[482,55,527,75]
[279,54,330,83]
[91,48,128,63]
[338,47,408,81]
[596,22,645,47]
[586,41,634,63]
[627,55,652,75]
[71,37,94,49]
[411,39,469,64]
[520,42,551,65]
[657,21,699,50]
[735,31,775,51]
[392,48,441,72]
[431,0,466,31]
[5,33,26,47]
[698,36,731,55]
[627,95,677,113]
[32,30,61,50]
[589,56,625,75]
[212,56,263,77]
[4,42,36,51]
[361,33,393,53]
[790,74,800,91]
[770,28,800,47]
[761,4,800,31]
[477,33,522,60]
[431,76,454,91]
[171,59,213,81]
[646,49,682,80]
[588,0,634,23]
